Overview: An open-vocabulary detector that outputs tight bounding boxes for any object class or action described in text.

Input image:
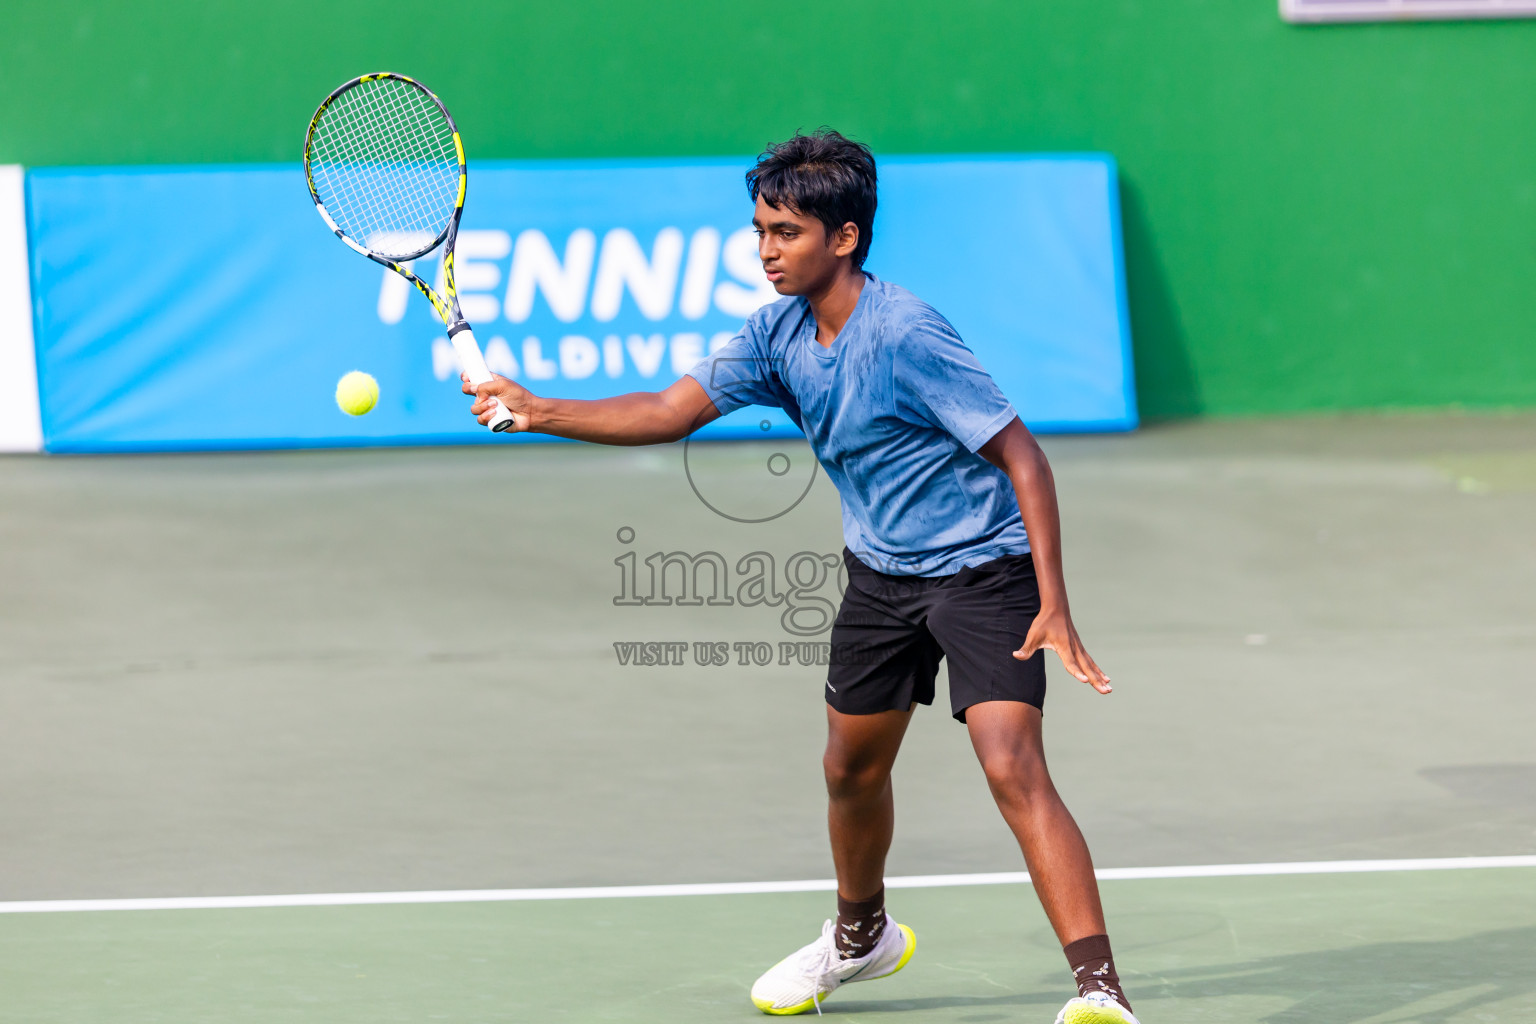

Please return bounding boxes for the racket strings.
[314,84,454,251]
[307,77,461,258]
[316,84,454,243]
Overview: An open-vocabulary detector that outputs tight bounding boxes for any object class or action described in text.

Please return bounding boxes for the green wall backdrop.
[4,1,1534,419]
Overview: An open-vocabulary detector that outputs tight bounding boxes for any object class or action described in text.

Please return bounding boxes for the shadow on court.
[1145,924,1533,1023]
[836,926,1536,1021]
[1,872,1532,1023]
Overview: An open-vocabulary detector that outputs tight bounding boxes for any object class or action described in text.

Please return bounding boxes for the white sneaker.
[1055,991,1141,1024]
[750,914,917,1015]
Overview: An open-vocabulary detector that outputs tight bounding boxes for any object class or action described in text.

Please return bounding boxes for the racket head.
[303,73,466,262]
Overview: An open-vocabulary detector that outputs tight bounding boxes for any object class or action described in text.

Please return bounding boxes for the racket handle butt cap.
[450,326,517,433]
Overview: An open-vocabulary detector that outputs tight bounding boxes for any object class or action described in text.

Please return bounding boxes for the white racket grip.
[451,327,516,432]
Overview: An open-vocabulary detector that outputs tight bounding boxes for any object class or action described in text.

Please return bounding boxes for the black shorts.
[827,548,1046,722]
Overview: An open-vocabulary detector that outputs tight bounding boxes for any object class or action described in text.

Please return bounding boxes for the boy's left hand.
[1015,608,1112,694]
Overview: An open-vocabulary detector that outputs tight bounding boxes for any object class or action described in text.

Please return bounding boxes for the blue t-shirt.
[687,274,1029,577]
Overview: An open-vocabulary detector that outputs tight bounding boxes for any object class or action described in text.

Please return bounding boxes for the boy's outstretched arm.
[463,374,721,445]
[978,417,1113,695]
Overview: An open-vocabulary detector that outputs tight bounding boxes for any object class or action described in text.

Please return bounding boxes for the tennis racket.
[303,72,515,431]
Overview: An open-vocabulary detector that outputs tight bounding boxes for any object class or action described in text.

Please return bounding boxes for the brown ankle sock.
[1063,934,1131,1011]
[834,888,887,960]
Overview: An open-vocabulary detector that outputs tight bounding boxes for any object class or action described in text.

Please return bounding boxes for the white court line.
[1,855,1532,915]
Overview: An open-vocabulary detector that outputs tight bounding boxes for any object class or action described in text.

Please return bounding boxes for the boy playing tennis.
[466,130,1138,1024]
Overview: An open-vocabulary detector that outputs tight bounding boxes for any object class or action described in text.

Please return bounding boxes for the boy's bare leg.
[966,700,1136,1013]
[964,700,1105,943]
[746,705,920,1012]
[824,705,913,901]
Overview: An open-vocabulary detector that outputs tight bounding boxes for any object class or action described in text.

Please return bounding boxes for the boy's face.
[753,195,859,296]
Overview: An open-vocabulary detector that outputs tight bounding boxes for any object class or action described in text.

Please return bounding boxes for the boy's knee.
[979,754,1051,802]
[823,753,889,801]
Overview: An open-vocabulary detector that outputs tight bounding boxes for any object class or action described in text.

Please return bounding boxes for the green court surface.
[2,413,1535,1021]
[2,869,1533,1023]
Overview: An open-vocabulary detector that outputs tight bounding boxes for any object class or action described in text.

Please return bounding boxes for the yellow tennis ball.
[335,371,379,416]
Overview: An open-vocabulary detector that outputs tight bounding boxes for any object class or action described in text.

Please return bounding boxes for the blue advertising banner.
[27,156,1134,452]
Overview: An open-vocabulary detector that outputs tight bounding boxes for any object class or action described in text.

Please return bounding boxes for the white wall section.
[0,166,42,453]
[1282,0,1536,22]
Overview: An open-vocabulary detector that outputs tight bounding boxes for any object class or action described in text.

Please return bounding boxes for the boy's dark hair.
[747,129,877,269]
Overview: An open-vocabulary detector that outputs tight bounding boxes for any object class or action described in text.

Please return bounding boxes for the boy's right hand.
[462,373,535,432]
